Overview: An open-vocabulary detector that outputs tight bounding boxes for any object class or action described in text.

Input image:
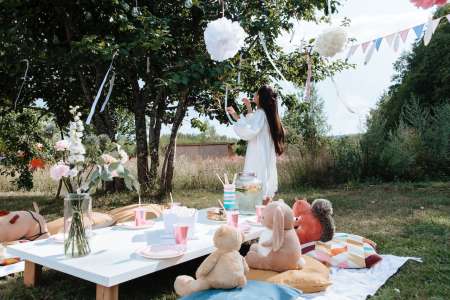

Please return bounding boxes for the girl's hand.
[242,97,252,111]
[226,106,240,121]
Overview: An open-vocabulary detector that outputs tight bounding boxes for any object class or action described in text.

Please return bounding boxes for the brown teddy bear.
[174,225,249,296]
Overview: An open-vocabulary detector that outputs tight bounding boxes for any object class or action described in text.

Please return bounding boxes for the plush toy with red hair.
[292,198,335,244]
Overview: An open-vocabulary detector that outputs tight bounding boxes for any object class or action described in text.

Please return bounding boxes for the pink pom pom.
[410,0,447,9]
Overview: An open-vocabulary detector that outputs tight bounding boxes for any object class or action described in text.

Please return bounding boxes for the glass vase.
[235,172,263,215]
[64,193,92,258]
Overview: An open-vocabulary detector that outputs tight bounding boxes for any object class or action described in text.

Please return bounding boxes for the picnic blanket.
[297,255,421,300]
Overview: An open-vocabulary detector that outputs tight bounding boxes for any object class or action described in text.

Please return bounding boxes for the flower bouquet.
[49,106,138,257]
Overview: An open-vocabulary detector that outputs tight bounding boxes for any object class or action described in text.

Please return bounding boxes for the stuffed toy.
[292,198,335,244]
[245,200,303,272]
[0,209,49,243]
[174,225,249,296]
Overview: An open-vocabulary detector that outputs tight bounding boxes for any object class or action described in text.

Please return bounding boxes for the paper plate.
[244,219,264,227]
[116,221,155,230]
[239,223,251,233]
[136,245,186,259]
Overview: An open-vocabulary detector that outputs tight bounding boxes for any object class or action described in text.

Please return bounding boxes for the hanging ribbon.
[224,85,237,124]
[14,59,29,110]
[330,77,356,114]
[99,71,116,112]
[86,52,118,124]
[258,32,287,82]
[304,54,312,101]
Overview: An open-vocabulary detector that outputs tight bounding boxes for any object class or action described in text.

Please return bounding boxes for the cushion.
[47,212,115,235]
[247,256,331,293]
[301,232,383,269]
[109,204,164,224]
[180,280,302,300]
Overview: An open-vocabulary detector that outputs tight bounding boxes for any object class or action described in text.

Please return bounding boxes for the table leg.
[24,260,42,287]
[96,284,119,300]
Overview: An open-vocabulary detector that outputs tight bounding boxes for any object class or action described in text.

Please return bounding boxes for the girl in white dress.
[226,85,285,201]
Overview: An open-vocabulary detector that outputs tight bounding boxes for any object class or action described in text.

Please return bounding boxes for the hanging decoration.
[132,0,141,17]
[99,72,116,112]
[14,59,29,109]
[315,27,348,58]
[410,0,448,9]
[345,14,449,63]
[86,51,118,124]
[258,33,287,81]
[204,17,247,62]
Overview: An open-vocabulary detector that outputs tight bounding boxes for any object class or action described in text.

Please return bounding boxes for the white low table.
[7,209,263,300]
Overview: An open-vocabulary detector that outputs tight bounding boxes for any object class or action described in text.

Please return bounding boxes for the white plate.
[136,245,186,259]
[50,232,96,243]
[244,219,264,227]
[116,221,155,230]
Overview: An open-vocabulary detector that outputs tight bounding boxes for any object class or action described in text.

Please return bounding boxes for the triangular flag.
[413,24,425,39]
[393,33,401,52]
[424,18,442,46]
[399,28,410,42]
[364,42,375,65]
[385,33,396,48]
[374,37,383,51]
[361,41,371,53]
[346,45,358,60]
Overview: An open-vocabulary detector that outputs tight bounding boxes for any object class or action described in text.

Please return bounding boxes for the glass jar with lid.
[235,172,263,215]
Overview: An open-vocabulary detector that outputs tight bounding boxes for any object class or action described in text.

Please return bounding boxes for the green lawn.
[1,181,449,299]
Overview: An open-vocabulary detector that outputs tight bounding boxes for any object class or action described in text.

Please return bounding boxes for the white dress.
[233,109,278,197]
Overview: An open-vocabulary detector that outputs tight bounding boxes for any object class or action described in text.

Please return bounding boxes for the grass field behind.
[1,181,449,299]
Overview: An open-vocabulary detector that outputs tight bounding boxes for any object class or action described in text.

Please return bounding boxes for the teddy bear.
[292,198,335,244]
[0,209,49,243]
[174,225,249,297]
[245,200,303,272]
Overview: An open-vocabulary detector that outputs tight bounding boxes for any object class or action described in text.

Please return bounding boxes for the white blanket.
[298,255,422,300]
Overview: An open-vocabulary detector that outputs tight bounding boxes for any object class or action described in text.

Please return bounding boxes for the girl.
[226,85,284,201]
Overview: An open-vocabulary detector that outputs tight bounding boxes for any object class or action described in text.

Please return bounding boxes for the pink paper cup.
[174,224,189,245]
[255,205,265,224]
[226,210,239,228]
[134,208,148,227]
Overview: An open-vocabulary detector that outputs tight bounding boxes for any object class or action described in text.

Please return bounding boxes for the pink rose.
[54,140,69,151]
[50,164,70,181]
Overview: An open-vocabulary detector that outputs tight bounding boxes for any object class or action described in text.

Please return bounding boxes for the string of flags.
[346,13,450,64]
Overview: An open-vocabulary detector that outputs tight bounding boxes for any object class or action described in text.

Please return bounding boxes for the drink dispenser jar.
[235,172,263,214]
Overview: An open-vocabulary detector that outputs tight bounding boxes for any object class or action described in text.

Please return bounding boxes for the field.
[1,180,449,299]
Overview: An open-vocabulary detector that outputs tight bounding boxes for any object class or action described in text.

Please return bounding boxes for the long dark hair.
[257,85,285,155]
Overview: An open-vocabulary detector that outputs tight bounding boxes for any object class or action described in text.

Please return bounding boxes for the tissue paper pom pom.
[410,0,447,9]
[315,27,347,58]
[204,17,247,62]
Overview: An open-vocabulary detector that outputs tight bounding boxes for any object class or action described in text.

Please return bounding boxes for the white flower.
[101,154,118,164]
[49,163,70,181]
[118,149,129,164]
[315,27,347,58]
[204,17,247,62]
[54,140,69,151]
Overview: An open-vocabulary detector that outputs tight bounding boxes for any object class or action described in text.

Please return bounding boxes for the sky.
[166,0,435,138]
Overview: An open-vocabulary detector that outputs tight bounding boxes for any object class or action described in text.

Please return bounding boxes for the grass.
[1,181,450,299]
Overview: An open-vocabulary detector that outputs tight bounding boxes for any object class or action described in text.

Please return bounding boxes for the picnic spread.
[1,194,420,300]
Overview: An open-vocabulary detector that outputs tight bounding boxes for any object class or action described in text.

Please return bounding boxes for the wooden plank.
[23,260,42,287]
[96,284,119,300]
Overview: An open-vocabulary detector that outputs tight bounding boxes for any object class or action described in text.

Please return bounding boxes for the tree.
[0,0,350,197]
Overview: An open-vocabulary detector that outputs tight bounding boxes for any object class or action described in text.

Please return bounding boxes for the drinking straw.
[224,173,229,185]
[170,192,174,206]
[217,199,226,211]
[232,173,237,184]
[216,173,225,186]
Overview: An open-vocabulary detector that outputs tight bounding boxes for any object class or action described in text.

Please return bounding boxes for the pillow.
[109,204,163,224]
[301,232,382,269]
[247,256,331,293]
[180,280,302,300]
[47,212,115,235]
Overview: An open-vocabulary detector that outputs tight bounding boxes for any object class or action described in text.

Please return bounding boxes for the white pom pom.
[204,17,247,62]
[315,27,347,58]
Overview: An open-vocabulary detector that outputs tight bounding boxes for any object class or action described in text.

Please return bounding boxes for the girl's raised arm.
[233,110,265,141]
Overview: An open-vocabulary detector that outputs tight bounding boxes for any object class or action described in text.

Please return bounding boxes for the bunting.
[345,13,449,63]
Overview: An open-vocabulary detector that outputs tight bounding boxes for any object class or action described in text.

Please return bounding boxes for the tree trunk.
[148,94,166,191]
[131,73,150,192]
[160,92,189,196]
